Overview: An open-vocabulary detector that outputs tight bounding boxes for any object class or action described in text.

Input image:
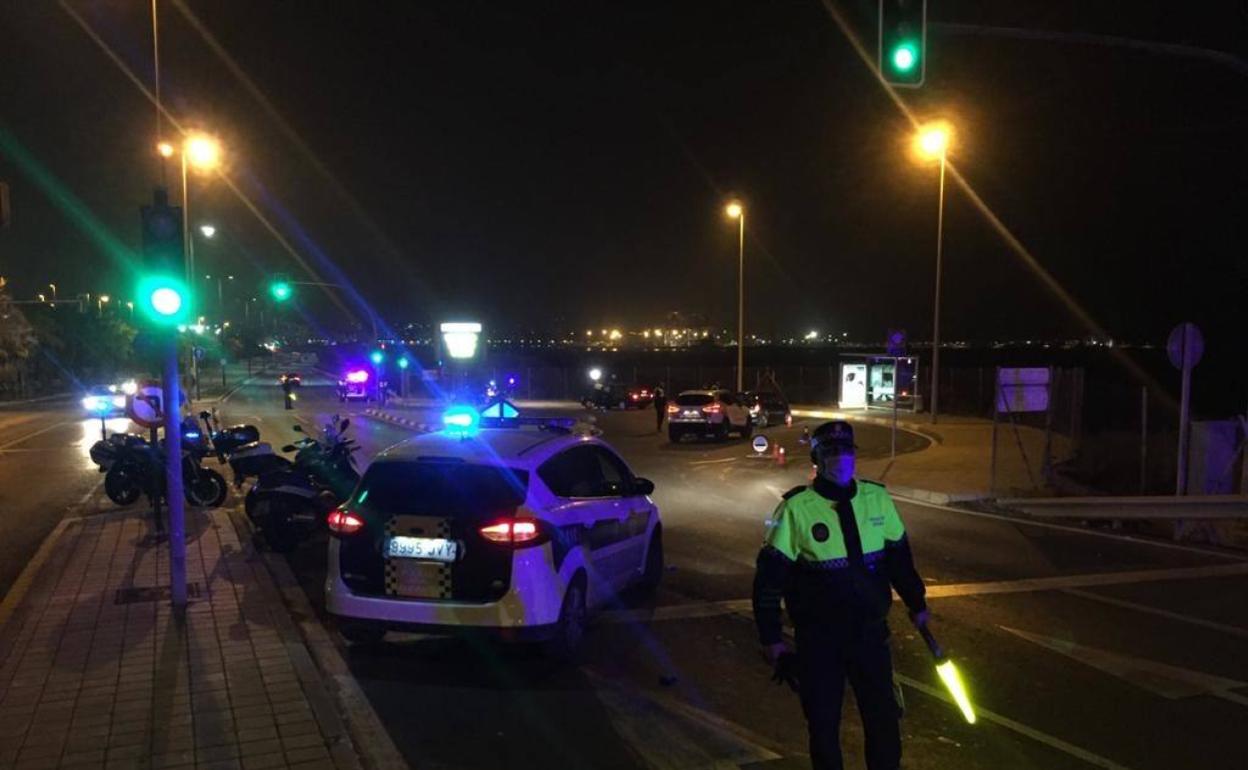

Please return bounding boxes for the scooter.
[244,416,360,553]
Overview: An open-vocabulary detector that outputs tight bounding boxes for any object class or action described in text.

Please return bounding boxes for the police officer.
[752,420,929,770]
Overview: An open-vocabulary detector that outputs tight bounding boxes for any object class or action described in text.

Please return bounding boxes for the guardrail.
[999,495,1248,519]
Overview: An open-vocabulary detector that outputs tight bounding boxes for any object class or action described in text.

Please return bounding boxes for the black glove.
[771,651,800,693]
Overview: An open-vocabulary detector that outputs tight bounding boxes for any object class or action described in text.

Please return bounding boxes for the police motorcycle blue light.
[442,406,480,432]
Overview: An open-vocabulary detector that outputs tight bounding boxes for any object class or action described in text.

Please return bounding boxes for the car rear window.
[354,460,529,516]
[675,394,714,406]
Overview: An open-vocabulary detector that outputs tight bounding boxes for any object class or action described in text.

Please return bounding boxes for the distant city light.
[588,368,602,382]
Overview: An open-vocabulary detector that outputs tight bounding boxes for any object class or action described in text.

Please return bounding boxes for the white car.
[324,411,663,657]
[666,389,752,442]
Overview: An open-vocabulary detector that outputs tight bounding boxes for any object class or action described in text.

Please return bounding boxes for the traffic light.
[269,275,293,302]
[369,350,384,365]
[137,189,191,325]
[879,0,926,87]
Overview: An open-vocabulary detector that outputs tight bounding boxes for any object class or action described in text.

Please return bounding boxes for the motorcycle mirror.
[339,418,350,432]
[282,444,298,453]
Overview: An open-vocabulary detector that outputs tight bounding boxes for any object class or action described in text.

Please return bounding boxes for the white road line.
[689,457,738,466]
[0,420,71,450]
[925,562,1248,598]
[895,673,1133,770]
[894,495,1248,561]
[1062,588,1248,641]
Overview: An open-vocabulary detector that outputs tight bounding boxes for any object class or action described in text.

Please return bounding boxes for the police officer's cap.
[809,420,856,459]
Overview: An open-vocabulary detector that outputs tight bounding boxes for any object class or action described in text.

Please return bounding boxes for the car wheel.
[740,417,753,439]
[339,620,386,646]
[544,577,588,662]
[639,527,664,594]
[668,426,682,443]
[716,419,730,441]
[755,413,768,429]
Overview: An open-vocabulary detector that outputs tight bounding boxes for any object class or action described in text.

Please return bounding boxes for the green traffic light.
[136,275,191,325]
[397,356,410,370]
[891,41,919,73]
[270,281,293,302]
[369,350,384,365]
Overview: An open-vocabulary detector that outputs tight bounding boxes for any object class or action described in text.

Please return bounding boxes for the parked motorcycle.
[90,417,228,508]
[245,416,360,552]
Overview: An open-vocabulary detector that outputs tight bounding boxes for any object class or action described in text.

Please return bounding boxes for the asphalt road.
[2,372,1246,770]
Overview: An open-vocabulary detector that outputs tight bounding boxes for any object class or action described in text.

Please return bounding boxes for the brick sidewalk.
[0,508,365,770]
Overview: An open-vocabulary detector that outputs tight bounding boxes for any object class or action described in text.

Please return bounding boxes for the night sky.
[1,1,1245,342]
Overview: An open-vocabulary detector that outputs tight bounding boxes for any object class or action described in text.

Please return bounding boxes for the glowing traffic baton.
[918,623,976,724]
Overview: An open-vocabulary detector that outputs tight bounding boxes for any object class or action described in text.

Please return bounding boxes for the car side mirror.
[631,477,655,496]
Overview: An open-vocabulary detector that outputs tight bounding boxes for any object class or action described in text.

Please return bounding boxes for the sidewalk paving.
[0,506,365,770]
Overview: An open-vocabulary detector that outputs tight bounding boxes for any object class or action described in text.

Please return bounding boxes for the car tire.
[740,417,753,439]
[639,527,664,594]
[716,419,730,441]
[544,577,588,662]
[339,621,386,646]
[104,467,142,506]
[755,413,768,429]
[668,426,682,443]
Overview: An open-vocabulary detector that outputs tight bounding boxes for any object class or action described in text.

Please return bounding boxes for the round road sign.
[1166,322,1204,370]
[127,380,164,429]
[751,434,770,454]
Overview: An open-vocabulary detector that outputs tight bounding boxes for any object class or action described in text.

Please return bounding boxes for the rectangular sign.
[998,367,1050,386]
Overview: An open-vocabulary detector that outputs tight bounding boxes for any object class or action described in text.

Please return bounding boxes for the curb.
[361,407,436,433]
[885,484,985,506]
[791,406,942,444]
[225,505,408,770]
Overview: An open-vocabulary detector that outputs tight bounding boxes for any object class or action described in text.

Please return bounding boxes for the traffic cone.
[775,445,787,467]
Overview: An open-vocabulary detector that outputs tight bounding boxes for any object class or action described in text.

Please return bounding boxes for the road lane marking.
[925,562,1248,598]
[0,420,72,450]
[583,667,784,767]
[1062,588,1248,641]
[689,457,738,466]
[599,563,1248,626]
[895,673,1133,770]
[1002,625,1248,707]
[894,496,1248,561]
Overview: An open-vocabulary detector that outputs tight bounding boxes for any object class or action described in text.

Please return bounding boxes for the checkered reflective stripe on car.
[383,515,453,599]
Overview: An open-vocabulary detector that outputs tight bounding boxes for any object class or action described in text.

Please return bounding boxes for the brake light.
[327,509,365,536]
[667,404,679,414]
[702,404,722,414]
[479,518,542,545]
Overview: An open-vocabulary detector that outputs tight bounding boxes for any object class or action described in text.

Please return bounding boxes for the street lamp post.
[98,294,110,317]
[48,283,57,302]
[914,123,951,424]
[725,201,745,392]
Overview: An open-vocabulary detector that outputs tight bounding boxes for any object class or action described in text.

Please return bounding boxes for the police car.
[324,403,663,657]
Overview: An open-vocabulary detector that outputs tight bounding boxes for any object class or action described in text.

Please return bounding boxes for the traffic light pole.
[161,333,188,608]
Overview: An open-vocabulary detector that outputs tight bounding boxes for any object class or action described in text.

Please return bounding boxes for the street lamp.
[48,283,57,301]
[913,121,952,424]
[199,224,216,238]
[98,294,110,316]
[725,200,745,392]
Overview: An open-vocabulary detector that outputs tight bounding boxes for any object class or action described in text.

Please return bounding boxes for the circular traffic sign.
[127,380,164,429]
[752,434,770,454]
[1166,323,1204,370]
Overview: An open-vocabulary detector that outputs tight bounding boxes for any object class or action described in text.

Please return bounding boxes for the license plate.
[386,536,458,562]
[682,410,700,418]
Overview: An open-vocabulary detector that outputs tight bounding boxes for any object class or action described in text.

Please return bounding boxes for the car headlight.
[121,380,138,395]
[112,395,127,408]
[750,405,761,414]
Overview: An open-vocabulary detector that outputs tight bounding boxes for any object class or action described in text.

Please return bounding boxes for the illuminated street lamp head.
[199,224,216,238]
[99,295,110,303]
[185,134,221,171]
[157,142,175,158]
[915,122,952,160]
[725,201,744,219]
[588,368,602,382]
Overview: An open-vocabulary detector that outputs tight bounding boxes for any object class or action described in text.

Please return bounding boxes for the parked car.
[666,389,751,442]
[324,410,663,659]
[625,385,655,409]
[741,391,792,429]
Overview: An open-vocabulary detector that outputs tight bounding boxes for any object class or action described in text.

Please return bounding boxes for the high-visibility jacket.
[752,477,926,645]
